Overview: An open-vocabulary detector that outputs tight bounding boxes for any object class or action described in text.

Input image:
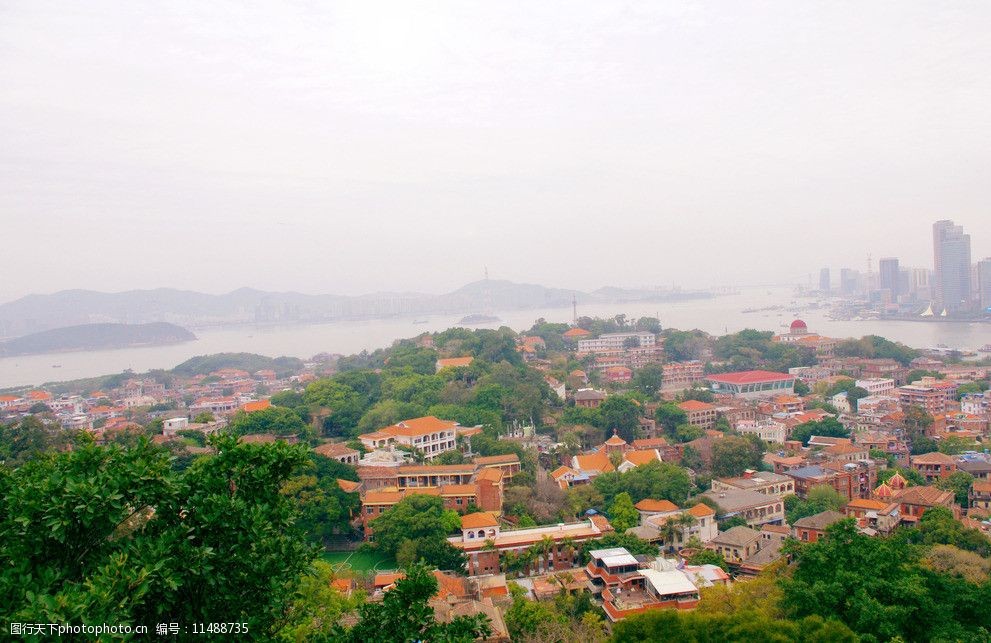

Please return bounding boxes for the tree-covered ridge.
[173,352,305,377]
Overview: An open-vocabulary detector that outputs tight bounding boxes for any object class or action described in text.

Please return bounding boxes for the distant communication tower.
[572,294,578,325]
[483,266,493,316]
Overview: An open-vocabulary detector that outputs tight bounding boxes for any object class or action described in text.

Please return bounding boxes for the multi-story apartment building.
[678,400,718,429]
[577,332,657,353]
[784,462,877,501]
[860,359,909,385]
[855,378,896,396]
[969,480,991,513]
[910,451,957,482]
[451,513,614,577]
[961,392,991,417]
[359,416,463,459]
[661,361,705,390]
[898,385,949,415]
[702,489,785,527]
[710,471,794,496]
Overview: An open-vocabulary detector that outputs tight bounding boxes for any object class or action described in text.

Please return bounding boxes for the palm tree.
[674,513,698,549]
[537,535,556,572]
[658,519,681,553]
[559,536,577,567]
[501,550,518,575]
[519,547,537,577]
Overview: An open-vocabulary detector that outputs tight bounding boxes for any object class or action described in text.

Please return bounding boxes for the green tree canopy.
[790,417,849,447]
[369,495,462,561]
[632,363,665,397]
[655,403,688,435]
[784,485,846,525]
[597,396,641,443]
[0,435,315,636]
[0,415,74,467]
[332,562,490,642]
[593,461,692,507]
[782,518,991,641]
[711,435,766,477]
[608,492,640,533]
[228,406,310,439]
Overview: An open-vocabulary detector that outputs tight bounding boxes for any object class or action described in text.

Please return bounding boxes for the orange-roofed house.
[26,390,52,401]
[359,416,461,459]
[634,499,680,521]
[602,366,633,383]
[911,451,957,482]
[240,399,272,413]
[436,356,474,372]
[893,485,957,522]
[313,441,360,465]
[969,480,991,513]
[550,466,587,489]
[619,449,662,472]
[451,513,614,577]
[563,328,592,340]
[571,450,615,478]
[637,502,718,546]
[677,400,718,429]
[844,498,901,534]
[336,478,362,494]
[473,453,521,480]
[0,395,23,409]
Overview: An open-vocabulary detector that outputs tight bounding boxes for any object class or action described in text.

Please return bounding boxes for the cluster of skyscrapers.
[819,220,991,316]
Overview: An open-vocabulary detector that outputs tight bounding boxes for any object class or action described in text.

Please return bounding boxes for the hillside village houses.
[6,319,991,629]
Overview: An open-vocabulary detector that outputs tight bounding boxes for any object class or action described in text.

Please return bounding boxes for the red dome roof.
[790,319,808,331]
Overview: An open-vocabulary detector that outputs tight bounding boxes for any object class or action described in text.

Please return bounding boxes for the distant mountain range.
[0,280,716,338]
[0,322,196,357]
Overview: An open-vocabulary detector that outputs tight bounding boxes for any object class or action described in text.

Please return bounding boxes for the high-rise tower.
[933,220,972,313]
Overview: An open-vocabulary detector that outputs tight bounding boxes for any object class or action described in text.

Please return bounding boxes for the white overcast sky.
[1,1,990,302]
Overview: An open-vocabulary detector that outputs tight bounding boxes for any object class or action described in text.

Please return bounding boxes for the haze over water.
[1,287,988,389]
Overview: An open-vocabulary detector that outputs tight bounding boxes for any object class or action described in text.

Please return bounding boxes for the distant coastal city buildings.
[817,219,989,320]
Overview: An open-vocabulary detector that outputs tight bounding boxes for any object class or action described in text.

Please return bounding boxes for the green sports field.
[320,550,396,572]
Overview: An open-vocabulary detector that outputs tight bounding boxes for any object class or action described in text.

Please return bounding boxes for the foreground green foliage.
[0,435,315,637]
[782,519,991,642]
[329,563,490,643]
[368,495,467,573]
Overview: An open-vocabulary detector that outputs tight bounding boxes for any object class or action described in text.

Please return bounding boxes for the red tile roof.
[678,400,716,412]
[624,450,661,467]
[635,499,679,513]
[706,370,794,385]
[687,502,717,518]
[437,357,474,369]
[241,399,272,412]
[461,512,499,529]
[379,416,460,437]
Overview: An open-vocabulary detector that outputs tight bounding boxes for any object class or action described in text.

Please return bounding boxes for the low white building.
[735,419,786,444]
[855,378,896,396]
[163,417,189,437]
[831,392,851,414]
[577,332,656,353]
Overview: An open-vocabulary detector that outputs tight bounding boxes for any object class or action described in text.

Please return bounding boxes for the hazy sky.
[2,1,990,302]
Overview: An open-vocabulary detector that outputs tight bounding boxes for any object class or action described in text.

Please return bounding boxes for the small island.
[458,313,501,325]
[0,322,196,357]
